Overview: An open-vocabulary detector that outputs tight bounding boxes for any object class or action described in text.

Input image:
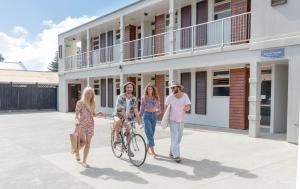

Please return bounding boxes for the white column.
[120,73,127,89]
[106,77,108,108]
[191,71,196,114]
[248,61,261,138]
[86,29,91,67]
[58,76,68,112]
[120,16,125,62]
[191,0,196,26]
[168,68,178,83]
[169,0,175,53]
[87,77,93,87]
[141,18,145,58]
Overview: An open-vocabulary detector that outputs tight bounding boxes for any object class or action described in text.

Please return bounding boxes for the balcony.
[64,12,251,72]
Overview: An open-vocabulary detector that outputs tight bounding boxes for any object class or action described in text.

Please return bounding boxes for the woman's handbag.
[69,132,79,154]
[161,105,170,129]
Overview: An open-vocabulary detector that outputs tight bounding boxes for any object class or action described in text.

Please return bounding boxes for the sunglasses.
[171,87,176,90]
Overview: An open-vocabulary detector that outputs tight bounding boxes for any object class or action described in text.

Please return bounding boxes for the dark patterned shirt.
[113,93,138,121]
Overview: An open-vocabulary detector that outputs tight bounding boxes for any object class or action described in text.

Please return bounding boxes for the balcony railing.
[64,12,251,71]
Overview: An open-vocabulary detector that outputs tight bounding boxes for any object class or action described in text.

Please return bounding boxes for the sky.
[0,0,138,70]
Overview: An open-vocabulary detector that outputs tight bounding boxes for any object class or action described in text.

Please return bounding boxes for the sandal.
[75,154,80,161]
[81,162,90,168]
[175,157,182,163]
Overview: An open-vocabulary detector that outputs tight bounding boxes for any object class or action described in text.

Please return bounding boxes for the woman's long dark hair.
[144,83,160,101]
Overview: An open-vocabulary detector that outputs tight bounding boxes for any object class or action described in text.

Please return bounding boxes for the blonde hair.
[80,87,96,112]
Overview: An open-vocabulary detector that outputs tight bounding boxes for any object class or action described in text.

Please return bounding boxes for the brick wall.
[231,0,250,44]
[155,74,165,120]
[229,68,250,129]
[124,25,136,61]
[155,14,165,56]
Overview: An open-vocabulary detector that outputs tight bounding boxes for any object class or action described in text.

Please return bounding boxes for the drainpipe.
[297,103,300,188]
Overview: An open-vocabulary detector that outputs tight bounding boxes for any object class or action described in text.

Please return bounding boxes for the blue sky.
[0,0,139,70]
[0,0,138,39]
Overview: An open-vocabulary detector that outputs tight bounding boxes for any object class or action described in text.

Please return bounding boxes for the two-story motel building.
[58,0,300,143]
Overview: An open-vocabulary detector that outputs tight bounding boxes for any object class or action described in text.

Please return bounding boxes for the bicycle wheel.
[128,133,147,167]
[111,129,123,158]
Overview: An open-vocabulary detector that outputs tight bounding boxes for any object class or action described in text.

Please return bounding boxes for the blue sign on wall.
[261,48,285,58]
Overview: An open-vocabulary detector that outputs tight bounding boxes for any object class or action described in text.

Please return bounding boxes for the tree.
[0,53,4,62]
[48,52,58,72]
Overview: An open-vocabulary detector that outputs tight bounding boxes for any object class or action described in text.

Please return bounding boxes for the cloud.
[0,15,96,71]
[11,26,28,37]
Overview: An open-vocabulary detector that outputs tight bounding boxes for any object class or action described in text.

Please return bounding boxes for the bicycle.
[111,120,147,167]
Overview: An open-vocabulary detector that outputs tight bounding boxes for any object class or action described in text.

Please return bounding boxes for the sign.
[261,48,285,58]
[272,0,287,6]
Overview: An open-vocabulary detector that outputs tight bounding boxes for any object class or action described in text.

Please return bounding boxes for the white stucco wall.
[251,0,300,48]
[185,69,230,128]
[286,46,300,143]
[251,0,300,39]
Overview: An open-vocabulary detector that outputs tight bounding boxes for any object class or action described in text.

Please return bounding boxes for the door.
[68,84,81,112]
[260,72,272,126]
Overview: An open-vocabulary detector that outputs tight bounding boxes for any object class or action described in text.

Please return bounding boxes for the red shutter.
[231,0,251,44]
[229,68,250,129]
[124,25,136,61]
[155,74,165,120]
[154,14,166,56]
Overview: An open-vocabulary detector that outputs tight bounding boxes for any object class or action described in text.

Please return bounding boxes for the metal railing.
[63,12,251,71]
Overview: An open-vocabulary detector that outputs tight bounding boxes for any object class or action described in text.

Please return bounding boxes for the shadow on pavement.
[139,156,258,181]
[80,167,148,184]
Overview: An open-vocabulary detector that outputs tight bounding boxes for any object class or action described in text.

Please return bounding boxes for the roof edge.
[58,0,146,37]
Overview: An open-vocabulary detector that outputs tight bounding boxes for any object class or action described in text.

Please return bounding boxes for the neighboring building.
[0,61,27,71]
[0,62,58,111]
[58,0,300,143]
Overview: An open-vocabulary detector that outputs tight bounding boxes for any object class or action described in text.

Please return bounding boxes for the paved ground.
[0,111,297,189]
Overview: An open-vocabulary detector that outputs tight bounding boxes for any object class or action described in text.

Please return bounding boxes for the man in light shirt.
[165,81,191,163]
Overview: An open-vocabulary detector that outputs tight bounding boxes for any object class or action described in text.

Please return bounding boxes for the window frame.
[214,0,231,20]
[212,70,230,97]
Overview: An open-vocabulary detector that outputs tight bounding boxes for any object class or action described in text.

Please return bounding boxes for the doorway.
[68,84,81,112]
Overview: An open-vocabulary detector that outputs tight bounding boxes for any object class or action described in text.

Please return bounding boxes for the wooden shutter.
[107,31,113,62]
[107,78,114,107]
[101,79,106,107]
[181,73,191,113]
[229,68,249,129]
[196,71,207,114]
[196,0,208,47]
[154,14,165,56]
[181,5,192,49]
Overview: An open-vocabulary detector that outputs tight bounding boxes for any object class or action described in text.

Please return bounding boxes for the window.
[92,36,99,50]
[115,30,120,44]
[271,0,287,6]
[214,0,231,20]
[94,80,100,95]
[165,81,169,96]
[115,79,120,95]
[212,71,230,96]
[58,45,62,59]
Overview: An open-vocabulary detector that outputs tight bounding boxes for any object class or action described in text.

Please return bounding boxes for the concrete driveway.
[0,112,297,189]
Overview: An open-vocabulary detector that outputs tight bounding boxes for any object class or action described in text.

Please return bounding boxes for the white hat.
[168,80,184,89]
